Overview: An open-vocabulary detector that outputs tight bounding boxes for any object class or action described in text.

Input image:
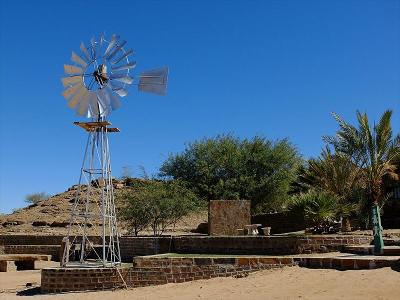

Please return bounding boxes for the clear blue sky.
[0,0,399,213]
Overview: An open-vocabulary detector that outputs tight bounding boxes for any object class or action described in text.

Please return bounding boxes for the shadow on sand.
[16,287,41,296]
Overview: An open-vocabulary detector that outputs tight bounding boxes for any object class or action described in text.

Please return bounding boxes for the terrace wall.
[1,234,371,262]
[41,255,294,293]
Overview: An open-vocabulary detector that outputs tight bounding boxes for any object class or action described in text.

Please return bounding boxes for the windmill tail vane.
[60,33,168,268]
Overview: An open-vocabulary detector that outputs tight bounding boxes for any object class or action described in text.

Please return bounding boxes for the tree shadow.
[390,262,400,272]
[16,287,41,296]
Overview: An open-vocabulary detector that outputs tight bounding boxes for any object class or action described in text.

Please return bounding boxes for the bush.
[25,192,50,204]
[288,190,340,227]
[117,180,200,236]
[160,135,302,213]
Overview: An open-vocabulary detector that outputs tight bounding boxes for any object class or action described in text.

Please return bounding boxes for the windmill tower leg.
[62,121,121,268]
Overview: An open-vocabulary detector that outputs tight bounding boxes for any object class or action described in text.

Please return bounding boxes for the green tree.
[293,148,362,231]
[160,135,302,213]
[25,192,50,204]
[289,190,340,229]
[118,180,199,236]
[324,110,400,252]
[117,189,152,236]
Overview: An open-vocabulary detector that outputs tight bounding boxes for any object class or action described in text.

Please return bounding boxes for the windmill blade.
[110,74,134,84]
[90,37,97,59]
[77,92,90,116]
[105,87,122,110]
[62,82,84,100]
[61,76,82,87]
[80,42,91,62]
[138,66,169,95]
[64,64,83,75]
[106,40,127,61]
[68,86,87,109]
[97,88,112,116]
[71,51,88,68]
[112,87,128,97]
[109,91,122,110]
[103,34,119,58]
[109,81,128,97]
[99,32,106,48]
[111,62,136,72]
[111,49,134,65]
[88,92,100,118]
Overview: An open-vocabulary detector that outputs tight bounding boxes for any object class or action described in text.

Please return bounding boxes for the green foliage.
[294,147,364,200]
[324,110,400,206]
[293,148,361,223]
[323,110,400,229]
[25,192,50,204]
[117,180,200,236]
[160,135,302,214]
[288,190,340,226]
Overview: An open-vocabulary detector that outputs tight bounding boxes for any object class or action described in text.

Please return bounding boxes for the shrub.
[160,135,302,213]
[25,192,50,204]
[288,190,340,227]
[117,180,200,236]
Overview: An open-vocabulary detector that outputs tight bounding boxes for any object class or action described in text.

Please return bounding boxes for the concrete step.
[343,245,400,256]
[297,254,400,270]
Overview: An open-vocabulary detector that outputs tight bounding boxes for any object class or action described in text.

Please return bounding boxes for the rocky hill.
[0,179,207,236]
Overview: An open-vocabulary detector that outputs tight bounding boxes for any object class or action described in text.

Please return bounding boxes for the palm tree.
[324,110,400,253]
[294,148,362,231]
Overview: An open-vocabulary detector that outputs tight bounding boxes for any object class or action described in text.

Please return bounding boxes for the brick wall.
[41,255,295,293]
[1,235,371,261]
[251,211,307,234]
[208,200,251,235]
[173,235,371,255]
[0,235,64,245]
[3,245,60,261]
[119,236,173,261]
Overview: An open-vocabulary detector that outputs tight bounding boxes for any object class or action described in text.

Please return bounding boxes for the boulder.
[50,221,69,228]
[32,221,49,227]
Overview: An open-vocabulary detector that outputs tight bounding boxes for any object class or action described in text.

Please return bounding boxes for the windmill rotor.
[61,33,169,118]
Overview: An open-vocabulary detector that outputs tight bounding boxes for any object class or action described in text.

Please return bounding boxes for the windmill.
[60,33,168,267]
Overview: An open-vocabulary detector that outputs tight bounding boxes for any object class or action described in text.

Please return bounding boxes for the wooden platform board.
[73,121,120,132]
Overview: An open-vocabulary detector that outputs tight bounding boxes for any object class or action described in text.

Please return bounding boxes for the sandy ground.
[0,262,399,300]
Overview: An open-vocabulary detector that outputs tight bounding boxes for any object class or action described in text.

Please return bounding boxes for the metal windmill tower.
[60,33,168,267]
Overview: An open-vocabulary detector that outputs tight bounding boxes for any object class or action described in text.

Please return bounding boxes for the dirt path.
[1,265,399,300]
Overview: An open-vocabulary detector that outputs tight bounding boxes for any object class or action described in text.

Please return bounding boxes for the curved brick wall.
[41,255,295,293]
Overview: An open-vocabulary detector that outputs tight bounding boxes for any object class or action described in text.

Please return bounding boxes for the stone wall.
[41,255,294,293]
[1,235,371,261]
[173,235,371,255]
[119,236,173,261]
[3,245,60,261]
[251,211,307,234]
[0,235,64,245]
[208,200,251,235]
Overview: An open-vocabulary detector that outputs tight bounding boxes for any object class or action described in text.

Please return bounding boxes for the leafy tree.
[324,110,400,251]
[293,148,362,231]
[25,192,50,204]
[160,135,302,214]
[288,190,341,230]
[118,180,199,236]
[117,189,152,236]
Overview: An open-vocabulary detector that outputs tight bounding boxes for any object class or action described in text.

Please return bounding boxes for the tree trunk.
[341,216,352,232]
